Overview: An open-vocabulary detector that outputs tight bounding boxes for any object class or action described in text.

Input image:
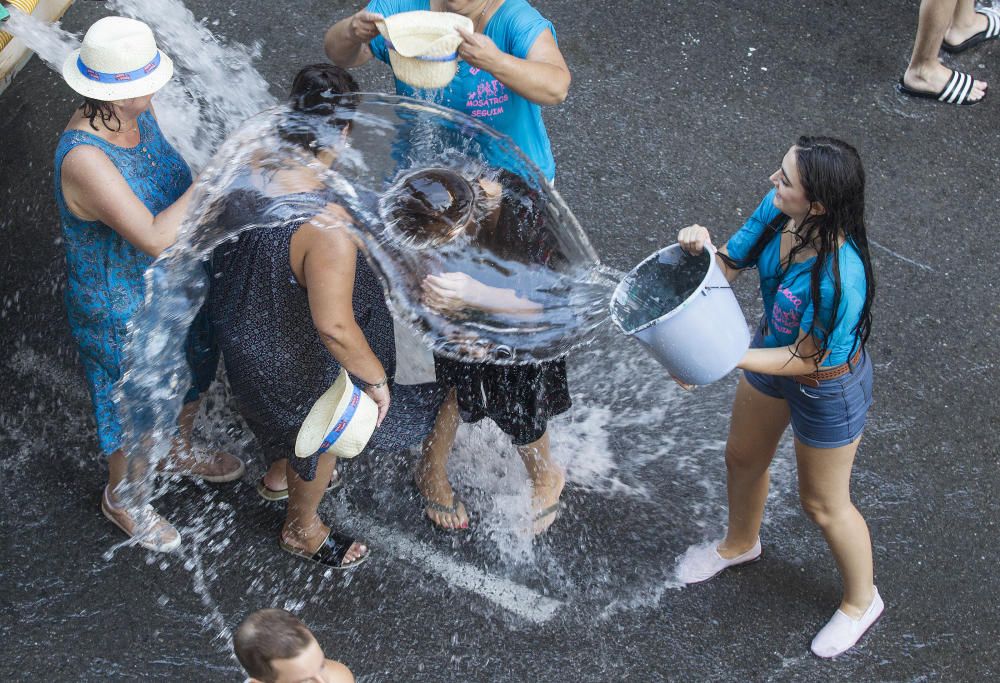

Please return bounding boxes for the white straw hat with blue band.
[295,369,379,461]
[376,11,472,90]
[61,16,174,101]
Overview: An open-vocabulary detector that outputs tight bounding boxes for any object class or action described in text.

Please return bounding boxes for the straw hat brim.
[295,369,379,460]
[61,49,174,101]
[376,11,472,57]
[377,11,472,89]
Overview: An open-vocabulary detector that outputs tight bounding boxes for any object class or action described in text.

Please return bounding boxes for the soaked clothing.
[745,328,873,448]
[53,111,217,455]
[207,188,443,480]
[435,356,570,445]
[432,169,571,444]
[367,0,558,179]
[725,188,869,366]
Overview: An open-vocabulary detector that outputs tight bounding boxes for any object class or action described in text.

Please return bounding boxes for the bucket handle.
[700,285,733,296]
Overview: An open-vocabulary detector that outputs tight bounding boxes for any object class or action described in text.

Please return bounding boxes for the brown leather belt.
[793,349,864,388]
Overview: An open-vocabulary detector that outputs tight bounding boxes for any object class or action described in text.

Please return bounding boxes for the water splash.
[1,6,78,69]
[1,1,275,170]
[105,0,276,170]
[1,1,804,670]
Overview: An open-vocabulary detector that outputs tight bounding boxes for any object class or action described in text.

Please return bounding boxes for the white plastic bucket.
[610,244,750,385]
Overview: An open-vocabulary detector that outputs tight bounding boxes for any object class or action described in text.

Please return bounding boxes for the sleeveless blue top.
[54,111,212,455]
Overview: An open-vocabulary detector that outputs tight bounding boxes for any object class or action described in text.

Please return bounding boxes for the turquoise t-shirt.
[725,188,869,367]
[366,0,557,180]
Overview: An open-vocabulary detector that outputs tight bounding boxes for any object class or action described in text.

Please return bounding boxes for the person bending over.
[381,167,569,533]
[207,64,442,569]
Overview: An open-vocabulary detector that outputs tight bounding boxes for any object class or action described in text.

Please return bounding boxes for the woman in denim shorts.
[674,137,880,658]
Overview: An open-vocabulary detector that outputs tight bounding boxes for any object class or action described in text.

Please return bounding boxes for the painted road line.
[333,502,564,625]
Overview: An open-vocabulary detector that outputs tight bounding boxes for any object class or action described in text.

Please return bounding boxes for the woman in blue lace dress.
[55,17,244,552]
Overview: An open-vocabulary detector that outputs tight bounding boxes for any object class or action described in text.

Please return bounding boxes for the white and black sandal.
[896,69,984,106]
[942,8,1000,53]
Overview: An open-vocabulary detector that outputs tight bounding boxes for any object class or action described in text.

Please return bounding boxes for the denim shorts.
[744,351,874,449]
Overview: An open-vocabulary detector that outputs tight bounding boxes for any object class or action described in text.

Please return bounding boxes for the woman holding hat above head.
[673,137,881,658]
[206,64,443,570]
[325,0,570,182]
[54,16,244,553]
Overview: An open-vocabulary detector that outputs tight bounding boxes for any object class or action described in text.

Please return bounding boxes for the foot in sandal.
[899,64,987,105]
[529,466,565,535]
[415,460,469,530]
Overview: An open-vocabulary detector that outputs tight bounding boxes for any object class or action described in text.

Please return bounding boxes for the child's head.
[234,609,338,683]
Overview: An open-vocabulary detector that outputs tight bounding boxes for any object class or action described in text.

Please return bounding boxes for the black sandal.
[896,70,984,106]
[279,530,370,569]
[256,467,343,502]
[942,8,1000,53]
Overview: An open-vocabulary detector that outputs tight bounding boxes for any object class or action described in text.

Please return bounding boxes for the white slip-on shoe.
[810,587,884,658]
[675,537,762,584]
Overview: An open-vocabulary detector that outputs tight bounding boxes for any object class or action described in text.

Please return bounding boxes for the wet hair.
[80,97,124,132]
[382,168,477,249]
[278,63,361,152]
[721,136,875,362]
[233,609,314,683]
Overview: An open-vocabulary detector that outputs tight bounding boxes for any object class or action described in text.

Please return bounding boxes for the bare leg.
[416,390,469,529]
[903,0,987,100]
[795,434,875,618]
[283,453,367,565]
[517,430,564,535]
[108,449,128,498]
[262,457,339,492]
[718,376,791,558]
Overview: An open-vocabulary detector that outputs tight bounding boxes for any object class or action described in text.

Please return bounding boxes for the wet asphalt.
[1,0,999,681]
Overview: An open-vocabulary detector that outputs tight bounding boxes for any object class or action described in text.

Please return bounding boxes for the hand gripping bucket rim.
[294,368,379,460]
[610,243,750,385]
[611,244,721,335]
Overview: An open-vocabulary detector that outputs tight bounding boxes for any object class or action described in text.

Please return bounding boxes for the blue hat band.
[78,51,162,84]
[311,384,363,458]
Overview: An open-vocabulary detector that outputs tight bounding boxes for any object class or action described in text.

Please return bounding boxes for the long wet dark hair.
[721,136,875,362]
[80,97,124,132]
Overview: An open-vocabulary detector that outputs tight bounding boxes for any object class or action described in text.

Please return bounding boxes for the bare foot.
[281,518,368,567]
[415,461,469,530]
[101,487,181,552]
[903,62,987,102]
[530,466,565,535]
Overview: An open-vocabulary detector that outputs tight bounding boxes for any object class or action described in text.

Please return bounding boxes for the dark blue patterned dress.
[54,111,217,455]
[207,188,443,480]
